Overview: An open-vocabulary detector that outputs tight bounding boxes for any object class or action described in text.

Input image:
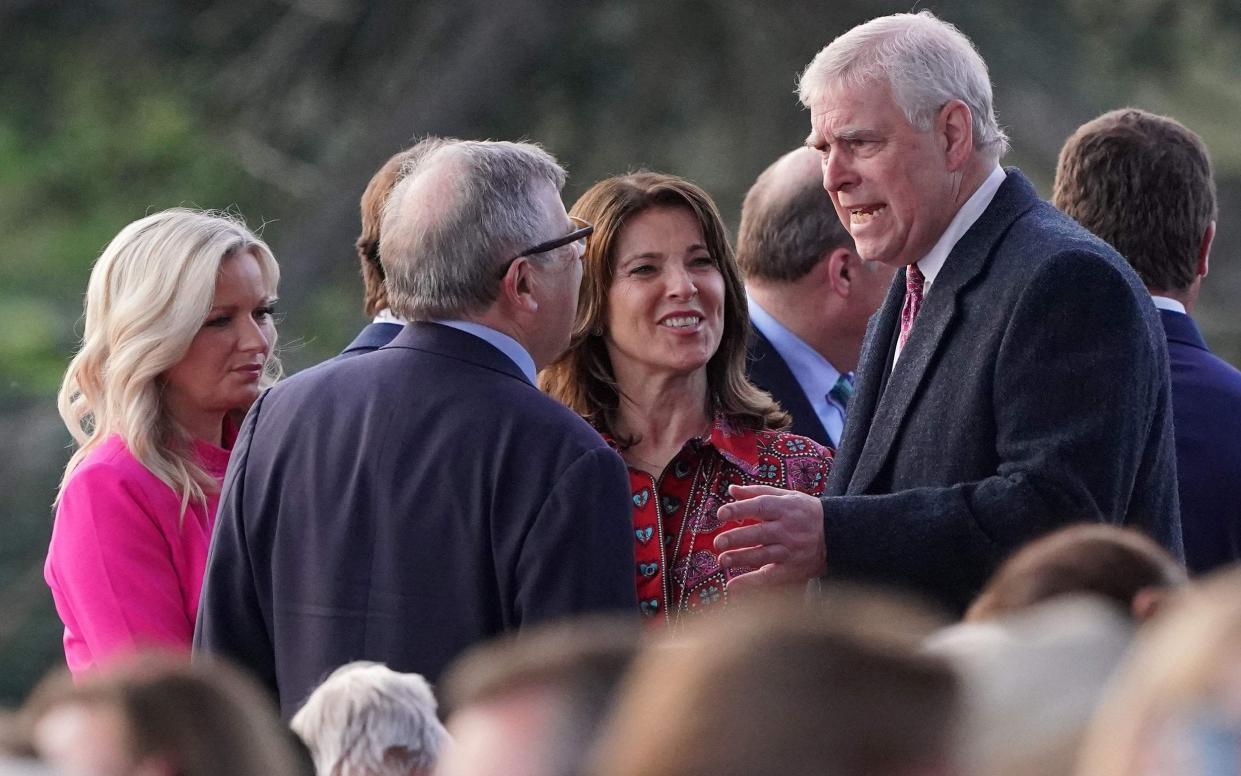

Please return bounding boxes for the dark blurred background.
[3,0,1240,703]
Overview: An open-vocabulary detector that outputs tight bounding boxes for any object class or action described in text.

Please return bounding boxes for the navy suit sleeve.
[515,446,638,623]
[823,251,1179,604]
[193,392,277,695]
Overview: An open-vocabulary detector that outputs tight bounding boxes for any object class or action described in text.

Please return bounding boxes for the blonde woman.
[47,209,280,674]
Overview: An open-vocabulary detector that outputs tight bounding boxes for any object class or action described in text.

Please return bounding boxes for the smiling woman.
[542,172,833,626]
[46,209,281,674]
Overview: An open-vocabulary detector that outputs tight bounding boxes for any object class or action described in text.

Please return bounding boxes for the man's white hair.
[798,11,1009,161]
[291,662,449,776]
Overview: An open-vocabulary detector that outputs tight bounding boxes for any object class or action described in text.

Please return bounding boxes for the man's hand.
[713,484,827,591]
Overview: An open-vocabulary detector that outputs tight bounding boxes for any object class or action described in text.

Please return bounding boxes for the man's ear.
[825,247,857,297]
[501,257,540,313]
[1198,220,1215,279]
[1131,586,1171,623]
[938,99,975,171]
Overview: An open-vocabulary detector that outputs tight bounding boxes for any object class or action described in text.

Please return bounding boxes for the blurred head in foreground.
[929,595,1136,776]
[1076,567,1241,776]
[966,523,1187,624]
[435,617,641,776]
[291,661,448,776]
[592,588,960,776]
[23,653,304,776]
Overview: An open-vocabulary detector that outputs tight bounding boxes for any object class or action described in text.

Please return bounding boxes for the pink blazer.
[45,434,231,674]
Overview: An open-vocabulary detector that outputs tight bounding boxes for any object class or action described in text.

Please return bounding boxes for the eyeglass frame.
[496,216,594,277]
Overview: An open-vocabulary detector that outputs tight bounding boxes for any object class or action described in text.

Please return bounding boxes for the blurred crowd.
[8,9,1241,776]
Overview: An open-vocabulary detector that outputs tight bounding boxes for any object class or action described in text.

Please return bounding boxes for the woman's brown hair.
[541,171,787,446]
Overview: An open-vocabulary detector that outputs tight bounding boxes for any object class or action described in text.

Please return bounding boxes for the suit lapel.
[845,169,1039,495]
[746,329,831,445]
[827,275,904,494]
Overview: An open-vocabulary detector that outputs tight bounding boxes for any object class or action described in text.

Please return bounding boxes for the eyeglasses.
[506,216,594,266]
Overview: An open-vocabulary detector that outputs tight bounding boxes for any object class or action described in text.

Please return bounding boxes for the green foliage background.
[3,0,1240,704]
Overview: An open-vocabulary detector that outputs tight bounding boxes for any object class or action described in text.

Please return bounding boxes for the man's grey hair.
[798,11,1009,161]
[290,661,450,776]
[379,138,568,320]
[737,147,855,283]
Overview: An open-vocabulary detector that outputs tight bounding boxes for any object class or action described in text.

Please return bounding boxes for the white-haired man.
[195,139,637,716]
[291,662,449,776]
[715,11,1181,613]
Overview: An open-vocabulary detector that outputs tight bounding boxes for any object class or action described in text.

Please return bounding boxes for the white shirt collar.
[430,320,538,385]
[1150,295,1187,314]
[916,165,1007,292]
[372,308,409,325]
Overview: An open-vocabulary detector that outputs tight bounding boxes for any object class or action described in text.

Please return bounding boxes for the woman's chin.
[645,354,713,379]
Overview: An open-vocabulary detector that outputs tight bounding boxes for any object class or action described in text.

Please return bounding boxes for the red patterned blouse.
[603,416,833,626]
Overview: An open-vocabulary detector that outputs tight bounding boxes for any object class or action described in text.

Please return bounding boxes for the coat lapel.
[845,169,1039,495]
[826,274,903,494]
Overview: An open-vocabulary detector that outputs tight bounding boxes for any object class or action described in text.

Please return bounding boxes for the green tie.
[828,373,854,412]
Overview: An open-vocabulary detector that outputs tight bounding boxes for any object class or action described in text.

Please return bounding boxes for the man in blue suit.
[1055,108,1241,575]
[740,147,895,449]
[714,11,1181,614]
[340,145,417,356]
[195,138,637,717]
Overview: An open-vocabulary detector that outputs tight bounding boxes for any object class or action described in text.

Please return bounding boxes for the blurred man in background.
[339,145,417,356]
[738,147,895,448]
[1055,108,1241,575]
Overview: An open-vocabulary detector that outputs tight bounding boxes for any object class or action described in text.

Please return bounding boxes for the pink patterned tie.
[898,263,925,351]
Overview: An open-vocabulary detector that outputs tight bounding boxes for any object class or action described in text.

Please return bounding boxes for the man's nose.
[822,149,856,193]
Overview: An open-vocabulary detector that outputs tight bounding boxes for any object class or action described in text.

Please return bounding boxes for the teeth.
[851,205,886,223]
[661,316,702,329]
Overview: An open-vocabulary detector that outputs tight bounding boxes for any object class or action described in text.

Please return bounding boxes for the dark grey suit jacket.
[823,169,1182,613]
[194,323,637,717]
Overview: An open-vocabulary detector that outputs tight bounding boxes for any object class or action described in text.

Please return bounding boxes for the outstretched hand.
[713,484,827,591]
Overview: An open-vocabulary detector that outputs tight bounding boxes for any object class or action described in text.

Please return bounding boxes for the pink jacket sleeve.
[46,461,196,673]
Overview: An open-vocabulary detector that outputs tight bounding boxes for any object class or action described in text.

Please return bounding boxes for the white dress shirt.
[372,308,410,325]
[1150,295,1187,314]
[893,166,1007,366]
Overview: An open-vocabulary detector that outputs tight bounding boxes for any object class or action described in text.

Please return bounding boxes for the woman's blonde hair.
[540,172,787,447]
[56,208,281,515]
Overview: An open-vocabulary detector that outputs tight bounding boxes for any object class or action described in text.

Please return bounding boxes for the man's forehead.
[807,82,903,142]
